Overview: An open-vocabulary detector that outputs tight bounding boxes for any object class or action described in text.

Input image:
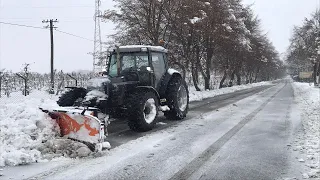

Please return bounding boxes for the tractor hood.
[86,76,111,92]
[84,76,111,107]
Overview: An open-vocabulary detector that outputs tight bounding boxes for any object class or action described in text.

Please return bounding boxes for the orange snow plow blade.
[40,107,105,151]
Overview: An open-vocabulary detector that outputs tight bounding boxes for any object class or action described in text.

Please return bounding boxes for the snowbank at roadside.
[0,91,59,166]
[291,82,320,179]
[189,81,272,102]
[0,91,94,167]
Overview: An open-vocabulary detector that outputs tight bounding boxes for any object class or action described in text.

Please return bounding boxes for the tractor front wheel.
[127,91,159,132]
[57,88,87,107]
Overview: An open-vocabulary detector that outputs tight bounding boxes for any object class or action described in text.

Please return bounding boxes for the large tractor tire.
[164,75,189,120]
[127,91,159,132]
[57,88,87,107]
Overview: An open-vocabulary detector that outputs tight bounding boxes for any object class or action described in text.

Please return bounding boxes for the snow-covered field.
[291,82,320,179]
[0,81,273,167]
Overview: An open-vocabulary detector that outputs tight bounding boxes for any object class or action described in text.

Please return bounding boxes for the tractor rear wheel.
[127,91,159,132]
[164,76,189,120]
[57,88,87,107]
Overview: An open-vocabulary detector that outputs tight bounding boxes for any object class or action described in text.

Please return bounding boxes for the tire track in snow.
[169,83,287,180]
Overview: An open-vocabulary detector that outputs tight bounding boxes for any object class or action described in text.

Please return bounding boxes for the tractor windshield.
[108,52,149,77]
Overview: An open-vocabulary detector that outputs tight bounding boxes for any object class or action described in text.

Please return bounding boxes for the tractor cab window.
[108,55,118,77]
[122,55,136,70]
[151,52,166,86]
[108,52,149,77]
[122,53,149,70]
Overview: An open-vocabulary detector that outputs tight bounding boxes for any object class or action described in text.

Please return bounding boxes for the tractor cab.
[107,46,168,90]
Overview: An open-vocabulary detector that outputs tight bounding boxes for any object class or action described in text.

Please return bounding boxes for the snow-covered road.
[2,80,317,180]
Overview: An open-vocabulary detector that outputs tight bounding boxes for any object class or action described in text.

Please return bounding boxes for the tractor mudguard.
[158,70,182,98]
[40,107,107,152]
[135,86,160,99]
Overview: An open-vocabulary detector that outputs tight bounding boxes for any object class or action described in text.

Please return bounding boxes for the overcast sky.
[0,0,319,73]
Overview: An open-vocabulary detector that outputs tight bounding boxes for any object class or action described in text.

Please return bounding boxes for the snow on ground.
[38,139,92,159]
[0,81,274,167]
[0,91,93,167]
[15,83,283,180]
[0,91,59,166]
[189,81,272,102]
[291,82,320,179]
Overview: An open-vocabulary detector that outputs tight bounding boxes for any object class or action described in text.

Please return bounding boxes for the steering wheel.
[121,67,140,81]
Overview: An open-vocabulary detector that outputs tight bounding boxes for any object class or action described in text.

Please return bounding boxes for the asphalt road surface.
[3,80,302,180]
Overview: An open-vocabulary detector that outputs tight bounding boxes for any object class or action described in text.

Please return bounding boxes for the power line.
[55,29,94,42]
[0,21,44,29]
[0,21,95,42]
[0,17,92,20]
[0,18,93,24]
[1,5,94,9]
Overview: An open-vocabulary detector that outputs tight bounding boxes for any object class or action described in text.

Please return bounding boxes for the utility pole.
[42,19,58,94]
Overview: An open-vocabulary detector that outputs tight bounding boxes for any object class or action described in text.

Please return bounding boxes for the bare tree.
[103,0,285,91]
[287,10,320,85]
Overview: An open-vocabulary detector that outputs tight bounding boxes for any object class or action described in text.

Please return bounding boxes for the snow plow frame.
[40,107,107,152]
